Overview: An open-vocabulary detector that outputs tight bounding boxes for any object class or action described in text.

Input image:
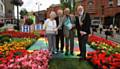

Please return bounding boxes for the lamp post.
[36,2,42,16]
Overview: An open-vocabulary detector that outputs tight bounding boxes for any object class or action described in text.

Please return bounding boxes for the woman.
[63,8,74,55]
[43,11,57,54]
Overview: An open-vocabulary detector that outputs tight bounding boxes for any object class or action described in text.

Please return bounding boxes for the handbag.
[64,17,72,30]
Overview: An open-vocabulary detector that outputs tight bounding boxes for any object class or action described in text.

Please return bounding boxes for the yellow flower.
[0,47,3,51]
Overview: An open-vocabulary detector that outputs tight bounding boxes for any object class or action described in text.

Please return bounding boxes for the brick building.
[46,4,61,18]
[4,0,14,18]
[46,0,120,28]
[0,0,14,27]
[0,0,5,18]
[75,0,120,28]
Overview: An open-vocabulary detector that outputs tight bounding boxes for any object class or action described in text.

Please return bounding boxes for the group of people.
[43,5,91,60]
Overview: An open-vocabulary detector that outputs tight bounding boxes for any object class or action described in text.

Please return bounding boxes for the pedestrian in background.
[99,24,103,34]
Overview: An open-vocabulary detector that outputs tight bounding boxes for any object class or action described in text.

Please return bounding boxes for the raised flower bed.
[0,38,36,55]
[0,50,51,69]
[87,35,120,69]
[0,31,38,38]
[88,35,120,55]
[87,51,120,69]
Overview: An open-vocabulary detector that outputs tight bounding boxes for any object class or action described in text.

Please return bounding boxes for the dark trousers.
[78,35,88,59]
[56,30,64,51]
[70,30,75,53]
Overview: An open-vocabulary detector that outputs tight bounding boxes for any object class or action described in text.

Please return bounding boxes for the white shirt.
[44,19,57,34]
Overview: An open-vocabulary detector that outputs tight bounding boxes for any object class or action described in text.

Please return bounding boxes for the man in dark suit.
[75,5,91,60]
[55,9,64,53]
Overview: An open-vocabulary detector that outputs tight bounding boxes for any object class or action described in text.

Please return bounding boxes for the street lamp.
[36,2,42,15]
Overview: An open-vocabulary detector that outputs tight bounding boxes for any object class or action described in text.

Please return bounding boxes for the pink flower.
[0,64,7,69]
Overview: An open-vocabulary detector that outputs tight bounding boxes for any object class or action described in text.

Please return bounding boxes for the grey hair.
[57,9,63,14]
[64,8,70,12]
[49,11,57,18]
[77,5,84,13]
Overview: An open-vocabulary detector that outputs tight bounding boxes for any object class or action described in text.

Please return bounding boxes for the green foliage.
[11,0,23,6]
[20,8,28,18]
[25,18,33,25]
[60,0,75,12]
[0,35,11,45]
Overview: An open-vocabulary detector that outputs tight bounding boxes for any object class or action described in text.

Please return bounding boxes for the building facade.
[46,4,61,18]
[75,0,120,27]
[0,0,5,18]
[4,0,14,18]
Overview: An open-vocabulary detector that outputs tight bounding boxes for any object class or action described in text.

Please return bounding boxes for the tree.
[60,0,75,12]
[25,18,33,25]
[20,8,28,19]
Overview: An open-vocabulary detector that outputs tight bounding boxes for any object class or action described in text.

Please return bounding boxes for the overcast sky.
[15,0,60,17]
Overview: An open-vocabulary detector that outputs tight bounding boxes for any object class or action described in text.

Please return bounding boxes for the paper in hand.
[80,31,87,36]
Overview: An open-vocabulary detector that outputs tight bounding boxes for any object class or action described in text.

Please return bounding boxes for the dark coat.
[75,12,91,37]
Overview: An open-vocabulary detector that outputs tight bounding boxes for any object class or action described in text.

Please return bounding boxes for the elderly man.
[75,5,91,60]
[55,9,64,53]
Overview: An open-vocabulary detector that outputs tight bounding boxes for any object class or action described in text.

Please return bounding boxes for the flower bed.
[87,35,120,69]
[0,31,38,38]
[0,38,36,55]
[88,35,120,55]
[87,51,120,69]
[0,50,51,69]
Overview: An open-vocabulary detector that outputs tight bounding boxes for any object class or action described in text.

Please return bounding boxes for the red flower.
[102,65,108,69]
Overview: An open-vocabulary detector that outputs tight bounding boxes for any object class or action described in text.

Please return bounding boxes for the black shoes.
[57,50,64,53]
[70,52,74,55]
[65,52,68,56]
[65,52,74,56]
[60,50,64,53]
[77,54,82,56]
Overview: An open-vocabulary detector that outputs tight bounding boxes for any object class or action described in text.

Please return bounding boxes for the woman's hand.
[53,28,58,32]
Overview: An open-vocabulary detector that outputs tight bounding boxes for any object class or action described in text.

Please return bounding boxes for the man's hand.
[80,21,83,26]
[80,31,86,36]
[72,24,75,28]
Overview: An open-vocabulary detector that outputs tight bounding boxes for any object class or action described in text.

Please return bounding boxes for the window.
[80,0,83,1]
[1,0,4,2]
[87,1,95,13]
[88,0,93,1]
[0,4,3,12]
[101,6,104,15]
[117,0,120,6]
[88,0,94,7]
[108,0,113,7]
